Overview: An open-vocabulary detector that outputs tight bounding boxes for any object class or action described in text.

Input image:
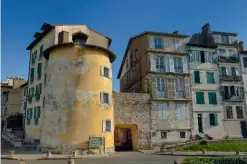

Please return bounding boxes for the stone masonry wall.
[113,93,151,149]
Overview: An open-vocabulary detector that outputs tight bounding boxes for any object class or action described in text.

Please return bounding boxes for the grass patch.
[177,141,247,152]
[182,157,247,164]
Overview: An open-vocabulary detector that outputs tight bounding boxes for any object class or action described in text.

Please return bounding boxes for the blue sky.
[2,0,247,91]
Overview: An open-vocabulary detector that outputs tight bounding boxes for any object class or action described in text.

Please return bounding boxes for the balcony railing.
[156,90,185,98]
[220,75,242,81]
[218,56,240,63]
[175,67,183,73]
[222,95,244,102]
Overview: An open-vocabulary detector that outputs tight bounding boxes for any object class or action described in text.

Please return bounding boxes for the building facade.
[25,23,116,153]
[188,23,246,139]
[118,31,192,145]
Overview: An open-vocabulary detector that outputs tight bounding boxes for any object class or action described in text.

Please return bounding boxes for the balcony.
[156,90,186,99]
[222,95,244,102]
[220,75,242,81]
[218,56,240,63]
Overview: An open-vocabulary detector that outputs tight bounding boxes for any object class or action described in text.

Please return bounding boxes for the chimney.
[202,23,211,32]
[173,30,179,35]
[239,41,244,51]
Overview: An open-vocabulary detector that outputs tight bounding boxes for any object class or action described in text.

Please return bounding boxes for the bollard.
[202,149,206,154]
[68,157,75,164]
[19,159,25,164]
[170,149,174,155]
[47,151,51,158]
[73,151,77,157]
[236,150,240,155]
[9,151,14,158]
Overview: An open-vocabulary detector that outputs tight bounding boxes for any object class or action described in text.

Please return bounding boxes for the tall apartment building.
[239,43,247,138]
[25,23,116,153]
[118,31,192,143]
[188,23,246,139]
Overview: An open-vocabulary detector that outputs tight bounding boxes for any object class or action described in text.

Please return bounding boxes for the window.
[32,51,37,65]
[103,120,112,132]
[175,78,184,98]
[39,45,43,60]
[156,77,165,98]
[196,92,205,104]
[208,92,217,104]
[174,57,183,73]
[190,51,200,62]
[43,96,45,108]
[200,51,205,63]
[176,103,186,120]
[101,66,111,78]
[101,92,110,105]
[236,106,244,119]
[222,35,229,44]
[180,132,186,138]
[173,38,180,50]
[154,37,164,49]
[226,106,233,119]
[156,56,165,72]
[158,103,168,119]
[194,71,200,83]
[207,72,215,84]
[209,113,218,126]
[30,68,35,83]
[37,63,42,80]
[219,49,226,56]
[221,67,227,75]
[44,74,47,86]
[161,132,167,139]
[34,107,41,125]
[243,57,247,68]
[126,59,128,69]
[26,108,32,125]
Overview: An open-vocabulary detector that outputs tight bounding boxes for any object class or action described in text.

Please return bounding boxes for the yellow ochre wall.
[40,45,114,151]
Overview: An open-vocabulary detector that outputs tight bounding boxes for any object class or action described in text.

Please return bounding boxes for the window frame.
[154,37,164,49]
[225,106,233,119]
[158,103,168,120]
[236,106,244,119]
[196,92,205,104]
[208,92,217,104]
[180,132,186,138]
[161,131,167,139]
[103,120,112,133]
[207,72,215,84]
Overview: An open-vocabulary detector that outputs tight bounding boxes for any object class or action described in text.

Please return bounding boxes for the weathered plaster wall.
[40,45,114,153]
[55,25,109,49]
[6,87,23,116]
[223,120,244,138]
[113,93,151,149]
[151,101,191,144]
[25,29,55,140]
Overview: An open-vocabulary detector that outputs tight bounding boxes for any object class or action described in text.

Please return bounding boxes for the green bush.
[177,142,247,152]
[183,157,247,164]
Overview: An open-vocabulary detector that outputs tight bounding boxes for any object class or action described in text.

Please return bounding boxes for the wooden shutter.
[149,36,155,49]
[194,71,200,83]
[100,92,104,103]
[209,113,214,125]
[184,77,191,98]
[167,78,174,98]
[109,94,112,105]
[150,54,156,72]
[169,55,174,72]
[102,120,106,132]
[109,69,112,79]
[182,56,188,73]
[163,38,168,49]
[152,77,157,98]
[100,66,104,76]
[165,55,169,72]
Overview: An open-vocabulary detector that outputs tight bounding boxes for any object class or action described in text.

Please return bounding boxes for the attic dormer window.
[72,32,88,45]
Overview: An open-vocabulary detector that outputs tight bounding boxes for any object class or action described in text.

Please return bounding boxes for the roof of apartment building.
[26,23,112,50]
[19,82,28,88]
[43,42,116,63]
[0,83,13,88]
[117,31,189,79]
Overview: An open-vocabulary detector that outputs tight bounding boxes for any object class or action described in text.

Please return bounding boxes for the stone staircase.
[1,131,23,148]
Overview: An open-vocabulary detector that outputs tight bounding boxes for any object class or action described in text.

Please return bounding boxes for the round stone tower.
[39,41,116,154]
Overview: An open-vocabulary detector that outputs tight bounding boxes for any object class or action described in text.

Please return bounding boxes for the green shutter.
[37,63,42,80]
[208,92,217,104]
[215,113,218,125]
[194,71,200,83]
[38,106,41,118]
[207,72,215,84]
[36,85,39,95]
[209,113,215,125]
[39,84,42,94]
[31,68,35,83]
[196,92,205,104]
[212,53,217,64]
